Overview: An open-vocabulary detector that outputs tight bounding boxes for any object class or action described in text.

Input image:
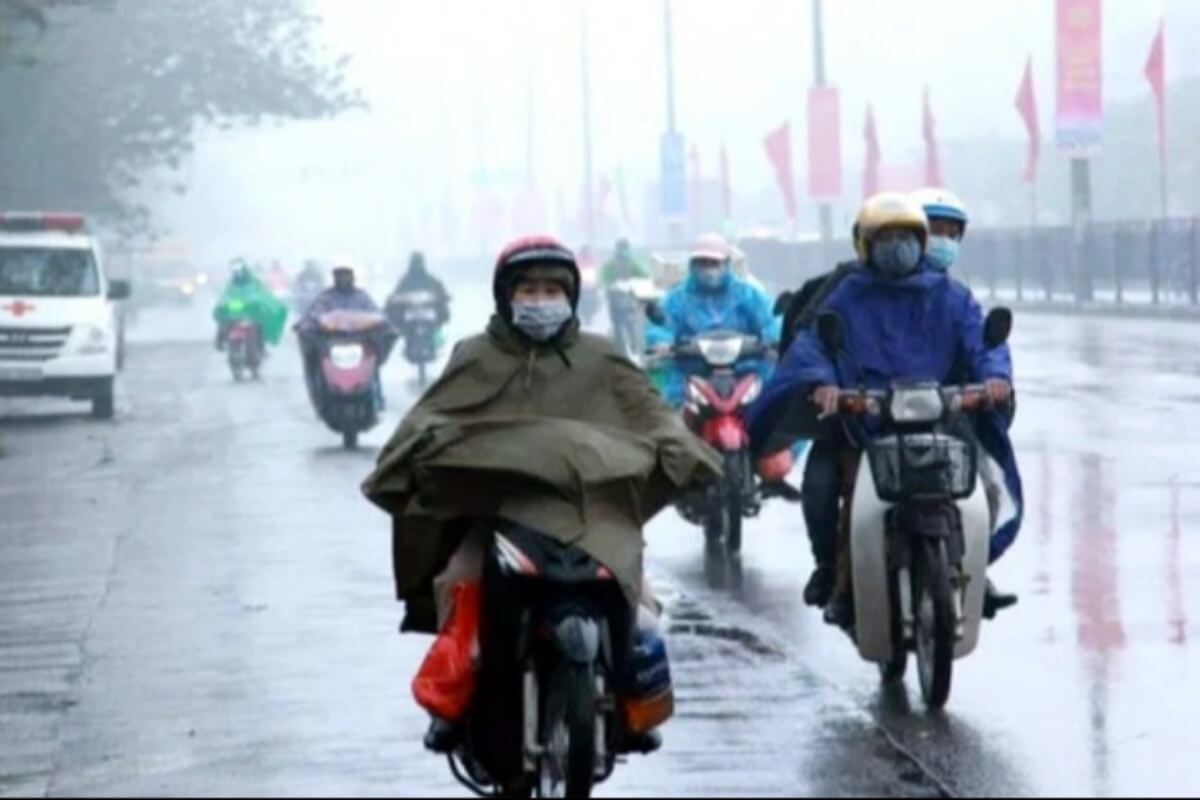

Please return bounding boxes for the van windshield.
[0,248,100,297]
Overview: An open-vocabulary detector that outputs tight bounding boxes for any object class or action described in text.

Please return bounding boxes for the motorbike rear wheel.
[914,538,955,710]
[537,662,597,799]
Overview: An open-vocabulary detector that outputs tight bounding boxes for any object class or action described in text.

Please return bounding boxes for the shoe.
[621,729,662,754]
[803,566,835,608]
[423,716,461,754]
[823,592,855,630]
[760,480,803,502]
[983,579,1018,620]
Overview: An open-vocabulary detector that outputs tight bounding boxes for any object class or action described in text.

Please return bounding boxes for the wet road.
[1,299,1197,797]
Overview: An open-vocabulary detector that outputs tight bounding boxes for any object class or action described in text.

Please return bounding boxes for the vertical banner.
[1056,0,1103,154]
[1015,56,1042,183]
[922,87,943,187]
[659,131,687,221]
[806,86,842,201]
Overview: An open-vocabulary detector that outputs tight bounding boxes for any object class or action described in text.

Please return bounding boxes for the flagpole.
[812,0,834,249]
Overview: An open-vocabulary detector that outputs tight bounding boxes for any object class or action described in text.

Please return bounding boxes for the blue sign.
[660,131,686,220]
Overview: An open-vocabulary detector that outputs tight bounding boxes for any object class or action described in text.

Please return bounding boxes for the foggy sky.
[158,0,1187,264]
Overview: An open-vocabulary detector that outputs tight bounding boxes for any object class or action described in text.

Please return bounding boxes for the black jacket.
[778,259,860,355]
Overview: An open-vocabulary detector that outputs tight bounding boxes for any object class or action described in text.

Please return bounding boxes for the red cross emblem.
[1,300,36,318]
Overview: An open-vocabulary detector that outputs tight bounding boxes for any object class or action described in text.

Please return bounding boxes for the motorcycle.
[447,519,648,799]
[815,308,1013,709]
[302,309,393,449]
[607,277,663,364]
[385,289,443,387]
[647,329,772,562]
[292,275,325,316]
[226,319,263,382]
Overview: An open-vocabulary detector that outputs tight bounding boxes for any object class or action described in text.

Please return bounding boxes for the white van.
[0,212,129,419]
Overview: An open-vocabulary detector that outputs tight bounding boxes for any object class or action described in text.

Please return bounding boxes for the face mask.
[695,266,727,290]
[511,298,573,342]
[926,236,960,271]
[871,235,923,278]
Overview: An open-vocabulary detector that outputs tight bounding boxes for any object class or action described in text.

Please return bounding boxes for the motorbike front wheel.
[538,661,597,799]
[914,538,955,709]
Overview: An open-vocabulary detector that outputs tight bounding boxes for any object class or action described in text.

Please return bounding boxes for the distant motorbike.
[385,289,444,387]
[814,308,1013,709]
[301,309,395,449]
[292,275,324,316]
[226,319,263,382]
[607,277,662,364]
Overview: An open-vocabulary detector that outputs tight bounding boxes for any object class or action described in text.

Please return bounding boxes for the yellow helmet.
[855,192,929,260]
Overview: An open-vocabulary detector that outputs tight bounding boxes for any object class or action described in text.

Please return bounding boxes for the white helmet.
[910,188,969,234]
[689,232,731,264]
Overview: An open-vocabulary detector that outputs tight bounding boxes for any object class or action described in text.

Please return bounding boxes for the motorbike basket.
[867,433,977,503]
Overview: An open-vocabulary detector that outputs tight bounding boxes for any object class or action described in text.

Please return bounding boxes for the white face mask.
[511,298,573,341]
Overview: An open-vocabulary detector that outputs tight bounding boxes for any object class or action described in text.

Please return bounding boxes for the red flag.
[922,87,942,187]
[862,105,880,200]
[719,143,732,219]
[1145,19,1166,163]
[1015,57,1041,183]
[764,122,797,219]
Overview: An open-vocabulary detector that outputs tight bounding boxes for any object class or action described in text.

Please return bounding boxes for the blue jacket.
[747,265,1023,562]
[646,272,781,348]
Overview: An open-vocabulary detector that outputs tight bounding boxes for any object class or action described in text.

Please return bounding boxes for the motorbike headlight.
[889,387,945,423]
[70,325,109,356]
[330,343,365,369]
[740,377,763,406]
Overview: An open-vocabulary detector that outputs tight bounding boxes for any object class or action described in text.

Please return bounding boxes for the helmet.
[856,192,929,253]
[493,235,580,316]
[911,187,969,234]
[689,232,731,265]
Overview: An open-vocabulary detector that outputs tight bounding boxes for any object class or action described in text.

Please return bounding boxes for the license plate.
[0,365,42,382]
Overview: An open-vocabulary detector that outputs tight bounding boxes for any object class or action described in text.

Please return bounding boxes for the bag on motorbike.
[412,581,481,721]
[619,608,675,734]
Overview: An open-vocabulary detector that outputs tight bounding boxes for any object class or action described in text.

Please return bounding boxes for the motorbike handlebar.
[830,384,1007,417]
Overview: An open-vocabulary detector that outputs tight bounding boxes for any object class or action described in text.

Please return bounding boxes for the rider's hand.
[813,385,840,417]
[985,379,1012,405]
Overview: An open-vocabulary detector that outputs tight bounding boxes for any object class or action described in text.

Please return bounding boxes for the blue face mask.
[694,265,729,291]
[871,235,923,278]
[926,236,960,271]
[511,298,573,342]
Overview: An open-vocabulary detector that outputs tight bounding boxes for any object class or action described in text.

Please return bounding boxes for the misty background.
[3,0,1198,269]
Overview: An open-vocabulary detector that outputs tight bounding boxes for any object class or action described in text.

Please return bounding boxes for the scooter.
[386,289,444,388]
[648,330,772,562]
[226,320,263,382]
[816,307,1013,709]
[446,519,661,799]
[302,309,393,449]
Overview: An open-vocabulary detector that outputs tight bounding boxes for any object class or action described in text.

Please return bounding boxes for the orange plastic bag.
[412,582,481,721]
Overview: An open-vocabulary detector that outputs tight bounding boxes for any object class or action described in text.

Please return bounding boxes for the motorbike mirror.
[645,302,667,326]
[773,291,794,316]
[983,307,1013,349]
[816,311,845,354]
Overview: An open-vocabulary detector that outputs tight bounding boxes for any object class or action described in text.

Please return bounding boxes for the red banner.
[1015,56,1041,182]
[1145,20,1166,163]
[764,122,798,220]
[1056,0,1103,154]
[806,86,841,200]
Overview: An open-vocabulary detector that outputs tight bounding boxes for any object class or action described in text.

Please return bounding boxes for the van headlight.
[70,325,110,356]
